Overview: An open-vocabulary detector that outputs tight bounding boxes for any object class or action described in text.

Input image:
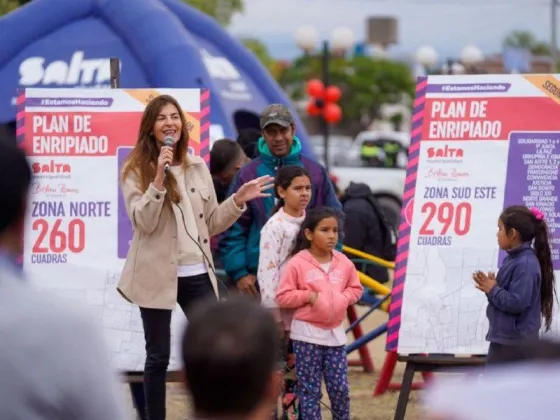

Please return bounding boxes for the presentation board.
[18,88,210,371]
[387,74,560,355]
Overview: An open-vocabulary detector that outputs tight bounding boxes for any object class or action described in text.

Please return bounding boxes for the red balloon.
[323,103,342,124]
[306,79,324,98]
[306,100,321,116]
[324,85,342,103]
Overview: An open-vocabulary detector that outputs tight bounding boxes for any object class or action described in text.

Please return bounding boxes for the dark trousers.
[130,382,147,419]
[486,342,531,365]
[140,273,216,420]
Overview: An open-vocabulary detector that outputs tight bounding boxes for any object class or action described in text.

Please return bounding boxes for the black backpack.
[363,194,398,261]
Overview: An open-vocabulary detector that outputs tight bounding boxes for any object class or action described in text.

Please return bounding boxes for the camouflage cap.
[260,104,294,129]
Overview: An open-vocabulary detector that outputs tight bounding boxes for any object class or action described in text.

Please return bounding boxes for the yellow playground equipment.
[342,245,394,373]
[342,245,393,312]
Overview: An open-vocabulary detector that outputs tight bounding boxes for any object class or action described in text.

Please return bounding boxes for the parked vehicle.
[308,135,354,167]
[332,166,405,231]
[309,131,409,230]
[347,130,409,169]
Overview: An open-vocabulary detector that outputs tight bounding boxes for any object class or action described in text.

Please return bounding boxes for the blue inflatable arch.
[0,0,313,155]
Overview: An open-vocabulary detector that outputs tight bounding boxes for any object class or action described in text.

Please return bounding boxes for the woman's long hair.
[120,95,190,204]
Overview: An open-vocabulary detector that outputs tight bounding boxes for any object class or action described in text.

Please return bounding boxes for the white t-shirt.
[170,165,207,277]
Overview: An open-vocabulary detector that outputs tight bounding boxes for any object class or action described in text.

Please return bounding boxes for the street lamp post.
[443,60,466,75]
[416,45,439,71]
[295,26,354,172]
[460,44,484,73]
[320,41,331,167]
[416,45,483,74]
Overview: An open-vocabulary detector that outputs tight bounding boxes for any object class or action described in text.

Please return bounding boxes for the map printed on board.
[18,88,210,371]
[387,75,560,355]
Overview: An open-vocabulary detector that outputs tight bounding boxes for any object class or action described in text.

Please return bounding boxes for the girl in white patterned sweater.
[258,165,311,420]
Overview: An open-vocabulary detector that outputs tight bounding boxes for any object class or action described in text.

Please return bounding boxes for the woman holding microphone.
[119,95,272,420]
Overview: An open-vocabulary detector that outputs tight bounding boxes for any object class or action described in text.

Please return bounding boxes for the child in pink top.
[276,207,363,420]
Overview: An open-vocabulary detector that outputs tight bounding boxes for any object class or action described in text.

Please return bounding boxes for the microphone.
[163,136,173,174]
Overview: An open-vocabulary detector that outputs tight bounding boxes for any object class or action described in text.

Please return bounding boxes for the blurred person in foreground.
[424,339,560,420]
[0,141,126,420]
[182,296,283,420]
[220,104,341,297]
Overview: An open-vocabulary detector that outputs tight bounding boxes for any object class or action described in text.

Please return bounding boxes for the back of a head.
[237,128,261,148]
[210,138,244,176]
[341,182,372,201]
[237,128,261,158]
[182,296,280,417]
[0,142,31,237]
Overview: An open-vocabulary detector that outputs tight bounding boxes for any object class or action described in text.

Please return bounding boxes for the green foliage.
[503,30,551,55]
[0,0,21,16]
[183,0,243,26]
[241,38,275,72]
[277,54,415,134]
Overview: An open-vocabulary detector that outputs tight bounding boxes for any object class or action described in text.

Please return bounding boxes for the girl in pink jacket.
[276,207,363,420]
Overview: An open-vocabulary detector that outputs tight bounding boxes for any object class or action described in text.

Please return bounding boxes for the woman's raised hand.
[233,175,274,207]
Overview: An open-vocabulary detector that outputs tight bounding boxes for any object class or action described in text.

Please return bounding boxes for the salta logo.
[200,49,241,81]
[200,48,252,100]
[19,51,114,87]
[426,145,464,160]
[32,161,71,174]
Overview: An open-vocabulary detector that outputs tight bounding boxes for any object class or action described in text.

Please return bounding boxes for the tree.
[277,54,415,135]
[183,0,243,26]
[240,38,275,72]
[0,0,21,16]
[503,30,550,55]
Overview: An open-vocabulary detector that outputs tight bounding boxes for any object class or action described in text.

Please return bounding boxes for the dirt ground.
[122,305,425,420]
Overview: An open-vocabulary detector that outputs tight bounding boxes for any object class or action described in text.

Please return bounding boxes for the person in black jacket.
[340,182,394,284]
[237,128,261,159]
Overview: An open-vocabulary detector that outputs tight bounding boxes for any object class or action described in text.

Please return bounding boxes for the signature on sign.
[425,168,470,180]
[32,183,80,195]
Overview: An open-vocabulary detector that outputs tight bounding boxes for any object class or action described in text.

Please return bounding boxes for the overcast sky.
[229,0,553,60]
